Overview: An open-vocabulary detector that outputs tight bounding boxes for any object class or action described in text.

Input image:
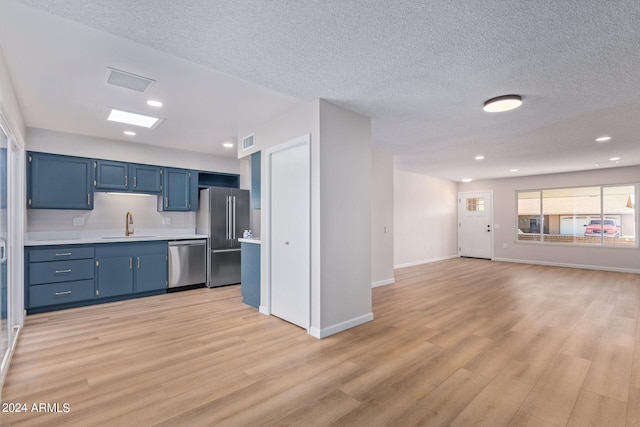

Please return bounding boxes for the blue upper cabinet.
[28,152,93,210]
[94,161,162,194]
[162,168,193,211]
[94,160,128,191]
[250,151,261,210]
[131,164,162,194]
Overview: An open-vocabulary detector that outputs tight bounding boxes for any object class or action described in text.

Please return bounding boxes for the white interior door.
[268,135,310,329]
[458,191,493,259]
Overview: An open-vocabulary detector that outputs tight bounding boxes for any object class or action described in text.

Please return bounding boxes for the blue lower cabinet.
[136,253,168,292]
[96,242,168,298]
[26,241,168,313]
[96,255,135,298]
[29,279,95,307]
[240,242,260,309]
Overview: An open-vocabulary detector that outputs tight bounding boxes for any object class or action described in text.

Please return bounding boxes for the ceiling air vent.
[105,67,155,93]
[242,133,255,151]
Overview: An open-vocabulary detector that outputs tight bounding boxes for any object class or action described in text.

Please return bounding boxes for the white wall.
[318,99,372,333]
[239,99,374,337]
[27,128,240,174]
[394,169,458,267]
[27,192,194,233]
[0,48,25,142]
[25,127,243,233]
[459,165,640,272]
[371,151,394,286]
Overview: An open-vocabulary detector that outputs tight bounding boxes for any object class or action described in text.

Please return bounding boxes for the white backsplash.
[27,192,195,233]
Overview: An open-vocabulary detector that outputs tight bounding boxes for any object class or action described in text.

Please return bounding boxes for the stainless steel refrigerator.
[196,187,250,288]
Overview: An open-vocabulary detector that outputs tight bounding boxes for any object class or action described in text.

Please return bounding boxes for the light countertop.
[25,229,208,246]
[239,238,261,245]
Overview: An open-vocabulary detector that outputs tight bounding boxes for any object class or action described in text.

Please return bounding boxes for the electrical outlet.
[162,217,171,225]
[72,217,84,226]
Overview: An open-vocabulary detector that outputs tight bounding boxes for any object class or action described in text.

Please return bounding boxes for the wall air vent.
[242,133,255,151]
[105,68,155,93]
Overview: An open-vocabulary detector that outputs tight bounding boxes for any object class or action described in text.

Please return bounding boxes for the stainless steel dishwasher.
[168,240,207,288]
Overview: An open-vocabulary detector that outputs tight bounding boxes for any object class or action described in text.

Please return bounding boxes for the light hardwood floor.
[2,258,640,426]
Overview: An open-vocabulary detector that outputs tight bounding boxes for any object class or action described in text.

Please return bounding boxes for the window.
[517,185,636,246]
[466,197,485,212]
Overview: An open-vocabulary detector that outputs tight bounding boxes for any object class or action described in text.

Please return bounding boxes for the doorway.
[458,191,493,259]
[265,135,311,330]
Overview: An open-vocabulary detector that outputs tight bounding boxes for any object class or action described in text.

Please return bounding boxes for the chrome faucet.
[125,211,134,236]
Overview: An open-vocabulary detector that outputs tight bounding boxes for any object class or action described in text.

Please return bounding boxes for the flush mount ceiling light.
[595,136,612,142]
[146,100,163,107]
[461,178,473,183]
[510,168,519,172]
[223,142,234,148]
[123,130,136,136]
[107,108,162,128]
[475,155,485,160]
[483,95,522,113]
[609,157,621,161]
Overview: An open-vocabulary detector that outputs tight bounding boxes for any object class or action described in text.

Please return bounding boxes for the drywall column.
[371,151,394,287]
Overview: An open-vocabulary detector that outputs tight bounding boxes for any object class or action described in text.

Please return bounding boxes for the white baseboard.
[372,278,395,288]
[394,254,458,269]
[258,305,270,315]
[493,257,640,274]
[309,312,374,339]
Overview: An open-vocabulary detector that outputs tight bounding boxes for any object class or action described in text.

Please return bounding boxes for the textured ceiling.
[4,0,640,181]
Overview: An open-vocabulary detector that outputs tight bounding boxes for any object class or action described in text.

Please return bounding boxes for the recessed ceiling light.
[595,136,611,142]
[107,108,161,128]
[146,100,163,108]
[223,142,234,148]
[609,157,621,161]
[510,168,519,172]
[475,155,485,160]
[123,130,136,136]
[461,178,473,183]
[483,95,522,113]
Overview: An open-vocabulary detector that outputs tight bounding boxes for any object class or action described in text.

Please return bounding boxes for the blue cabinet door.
[131,164,162,194]
[96,255,134,298]
[241,242,260,308]
[250,151,261,209]
[28,152,93,209]
[95,160,129,191]
[163,168,191,211]
[136,253,167,292]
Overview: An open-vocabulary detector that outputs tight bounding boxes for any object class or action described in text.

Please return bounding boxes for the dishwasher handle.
[169,240,207,246]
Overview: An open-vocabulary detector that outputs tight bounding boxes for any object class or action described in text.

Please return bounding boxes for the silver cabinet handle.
[87,193,91,205]
[55,252,72,257]
[55,269,72,274]
[55,291,72,296]
[137,257,140,269]
[133,176,137,188]
[0,239,6,264]
[165,196,169,208]
[129,257,133,269]
[125,175,128,186]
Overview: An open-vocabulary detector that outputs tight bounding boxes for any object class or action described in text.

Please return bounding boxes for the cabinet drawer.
[30,247,94,263]
[29,259,95,285]
[29,279,95,308]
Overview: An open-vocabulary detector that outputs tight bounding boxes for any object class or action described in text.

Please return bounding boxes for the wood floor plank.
[3,259,640,426]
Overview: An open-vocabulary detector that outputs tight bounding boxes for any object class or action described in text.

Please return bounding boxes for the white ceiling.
[2,1,640,181]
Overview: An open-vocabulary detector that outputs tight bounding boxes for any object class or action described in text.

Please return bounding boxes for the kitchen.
[0,0,377,406]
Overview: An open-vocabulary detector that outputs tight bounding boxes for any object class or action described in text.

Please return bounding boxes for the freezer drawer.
[209,248,241,287]
[168,240,207,288]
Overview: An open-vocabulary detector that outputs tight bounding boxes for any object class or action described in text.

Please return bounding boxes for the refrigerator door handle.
[225,196,230,240]
[232,196,236,239]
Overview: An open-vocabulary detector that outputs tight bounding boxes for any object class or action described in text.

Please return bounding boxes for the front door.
[458,191,493,259]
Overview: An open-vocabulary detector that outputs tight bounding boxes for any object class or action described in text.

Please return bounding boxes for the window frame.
[515,183,638,248]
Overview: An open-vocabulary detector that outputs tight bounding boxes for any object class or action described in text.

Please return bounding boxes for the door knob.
[284,241,290,245]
